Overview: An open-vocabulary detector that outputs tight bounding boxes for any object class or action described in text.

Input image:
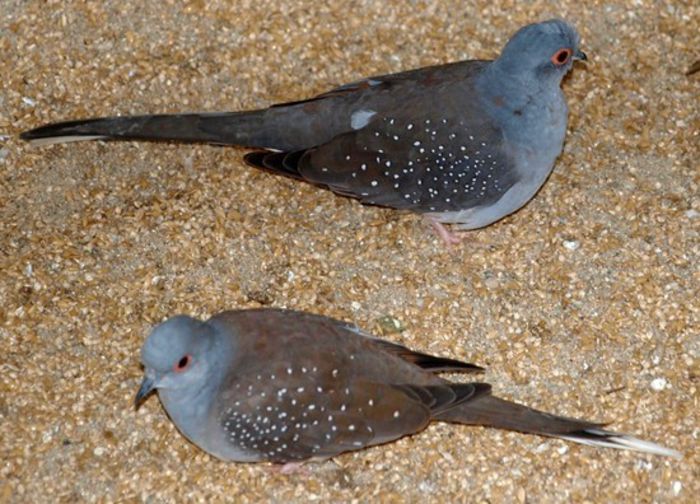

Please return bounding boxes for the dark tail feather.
[243,150,307,180]
[20,111,269,147]
[436,395,681,458]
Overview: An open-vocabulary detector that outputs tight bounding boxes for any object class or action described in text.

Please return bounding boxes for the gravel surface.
[1,1,697,502]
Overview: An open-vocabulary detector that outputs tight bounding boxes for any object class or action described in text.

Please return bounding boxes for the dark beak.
[574,50,588,61]
[135,374,157,409]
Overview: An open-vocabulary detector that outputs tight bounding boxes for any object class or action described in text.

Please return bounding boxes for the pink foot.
[426,217,467,247]
[274,461,309,475]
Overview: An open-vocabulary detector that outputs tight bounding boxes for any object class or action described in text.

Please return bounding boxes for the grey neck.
[475,63,568,149]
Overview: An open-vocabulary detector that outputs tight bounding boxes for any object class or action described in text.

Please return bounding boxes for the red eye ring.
[174,354,192,372]
[551,48,572,65]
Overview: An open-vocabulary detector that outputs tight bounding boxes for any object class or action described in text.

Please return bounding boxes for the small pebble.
[672,481,682,496]
[562,239,580,251]
[650,377,667,391]
[375,315,406,334]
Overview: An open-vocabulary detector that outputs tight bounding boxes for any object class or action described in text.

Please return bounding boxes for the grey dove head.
[495,19,585,82]
[135,315,217,406]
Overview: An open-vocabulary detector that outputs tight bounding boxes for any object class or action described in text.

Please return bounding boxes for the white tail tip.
[27,135,107,147]
[559,429,682,459]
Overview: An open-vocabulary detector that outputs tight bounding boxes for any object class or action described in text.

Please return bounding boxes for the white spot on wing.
[351,109,377,130]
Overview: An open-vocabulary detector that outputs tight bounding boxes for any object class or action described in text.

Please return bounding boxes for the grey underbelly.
[427,162,554,229]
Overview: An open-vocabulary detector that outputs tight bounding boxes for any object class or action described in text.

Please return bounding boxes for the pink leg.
[425,217,467,247]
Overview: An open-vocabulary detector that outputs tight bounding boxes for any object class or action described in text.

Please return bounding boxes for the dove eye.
[174,354,192,372]
[551,48,572,65]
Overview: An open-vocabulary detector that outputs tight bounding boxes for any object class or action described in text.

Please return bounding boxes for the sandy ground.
[1,1,698,502]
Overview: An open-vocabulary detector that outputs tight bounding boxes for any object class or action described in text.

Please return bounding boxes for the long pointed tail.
[436,395,681,458]
[20,111,270,147]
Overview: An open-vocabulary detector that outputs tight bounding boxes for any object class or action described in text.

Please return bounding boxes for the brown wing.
[245,77,519,214]
[215,361,490,462]
[370,338,484,373]
[209,309,489,462]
